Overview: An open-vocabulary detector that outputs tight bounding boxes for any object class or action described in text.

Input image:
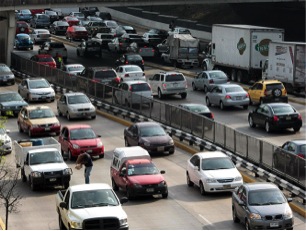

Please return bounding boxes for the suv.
[148,71,187,99]
[248,79,288,105]
[38,41,68,62]
[77,39,102,57]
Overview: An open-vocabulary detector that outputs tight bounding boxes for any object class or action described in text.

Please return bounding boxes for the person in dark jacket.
[76,152,93,184]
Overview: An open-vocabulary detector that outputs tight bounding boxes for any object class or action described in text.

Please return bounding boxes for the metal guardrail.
[10,53,306,200]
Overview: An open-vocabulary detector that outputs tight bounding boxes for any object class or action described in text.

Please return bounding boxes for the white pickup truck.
[56,183,129,230]
[15,137,72,191]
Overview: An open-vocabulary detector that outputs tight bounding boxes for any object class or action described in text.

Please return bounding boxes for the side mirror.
[287,198,293,203]
[160,170,166,174]
[238,201,245,206]
[97,135,101,138]
[59,202,67,209]
[120,197,128,204]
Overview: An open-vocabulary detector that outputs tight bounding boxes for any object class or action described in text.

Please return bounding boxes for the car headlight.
[168,139,174,145]
[157,181,167,187]
[249,213,261,220]
[31,171,42,178]
[144,142,150,146]
[132,183,142,188]
[54,123,61,127]
[70,221,82,229]
[8,75,15,79]
[234,176,242,181]
[70,107,78,112]
[72,144,80,149]
[97,141,103,147]
[119,218,128,226]
[31,125,39,128]
[63,168,73,175]
[90,105,95,111]
[284,207,293,219]
[4,139,11,144]
[206,178,217,183]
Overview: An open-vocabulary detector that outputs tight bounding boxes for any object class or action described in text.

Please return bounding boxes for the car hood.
[0,133,11,142]
[127,174,165,184]
[0,71,14,76]
[202,168,241,179]
[249,203,291,216]
[30,162,68,171]
[70,138,99,146]
[141,135,171,144]
[30,117,59,125]
[70,206,127,221]
[1,101,27,107]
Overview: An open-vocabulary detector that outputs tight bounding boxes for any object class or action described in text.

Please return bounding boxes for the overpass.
[0,0,305,63]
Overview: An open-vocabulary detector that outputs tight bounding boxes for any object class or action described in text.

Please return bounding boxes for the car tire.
[77,50,80,56]
[260,98,264,105]
[243,105,248,110]
[126,187,134,200]
[57,108,62,116]
[203,85,208,93]
[181,92,187,99]
[66,112,71,121]
[206,97,211,107]
[28,128,33,137]
[91,115,96,119]
[220,101,225,110]
[112,178,119,191]
[21,168,27,182]
[199,181,206,195]
[265,121,271,133]
[162,192,168,199]
[192,82,197,91]
[293,126,300,132]
[232,207,240,223]
[124,138,129,147]
[158,88,163,99]
[186,172,194,187]
[68,150,74,161]
[248,116,256,128]
[18,123,23,133]
[245,219,251,230]
[30,177,37,191]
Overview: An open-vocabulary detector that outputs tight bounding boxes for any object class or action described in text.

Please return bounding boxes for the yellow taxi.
[17,105,61,137]
[248,79,288,105]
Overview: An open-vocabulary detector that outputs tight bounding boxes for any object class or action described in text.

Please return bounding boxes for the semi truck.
[262,41,306,93]
[202,24,284,83]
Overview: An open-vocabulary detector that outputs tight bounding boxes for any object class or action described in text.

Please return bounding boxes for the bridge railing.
[11,52,306,191]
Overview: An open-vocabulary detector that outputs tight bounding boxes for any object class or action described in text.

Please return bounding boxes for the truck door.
[58,127,69,154]
[61,190,71,229]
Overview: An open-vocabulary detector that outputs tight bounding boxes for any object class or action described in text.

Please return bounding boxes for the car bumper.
[128,185,168,197]
[30,126,61,136]
[141,144,175,154]
[262,96,288,104]
[162,88,187,95]
[0,144,12,154]
[32,175,71,187]
[204,181,243,193]
[70,146,104,158]
[249,217,294,230]
[69,111,96,119]
[223,99,250,107]
[17,44,33,49]
[29,95,55,102]
[0,78,15,85]
[271,120,303,130]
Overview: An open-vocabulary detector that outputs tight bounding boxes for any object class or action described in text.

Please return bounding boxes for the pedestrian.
[55,52,63,69]
[75,152,93,184]
[169,20,175,31]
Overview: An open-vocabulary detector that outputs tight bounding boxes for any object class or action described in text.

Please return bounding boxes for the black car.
[80,6,100,17]
[76,39,102,58]
[147,28,169,40]
[44,10,59,23]
[49,21,69,35]
[273,139,306,176]
[115,53,144,71]
[248,103,303,133]
[95,11,112,20]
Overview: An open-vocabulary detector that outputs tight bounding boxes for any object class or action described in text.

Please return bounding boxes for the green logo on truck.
[237,38,246,55]
[255,39,271,56]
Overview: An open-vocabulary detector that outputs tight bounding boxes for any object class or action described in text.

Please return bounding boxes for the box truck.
[262,41,306,93]
[202,24,284,83]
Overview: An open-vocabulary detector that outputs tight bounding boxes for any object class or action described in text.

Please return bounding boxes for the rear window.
[131,83,151,92]
[225,86,243,93]
[50,43,65,48]
[38,56,53,62]
[94,70,117,79]
[165,74,185,82]
[17,23,28,28]
[266,83,284,90]
[126,55,142,61]
[67,66,84,72]
[75,27,86,31]
[125,66,142,72]
[271,105,295,114]
[210,71,227,79]
[86,41,100,47]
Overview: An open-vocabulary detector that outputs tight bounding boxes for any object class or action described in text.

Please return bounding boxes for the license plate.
[87,150,93,153]
[236,96,242,100]
[223,185,231,189]
[146,188,154,192]
[286,116,291,120]
[3,79,7,82]
[49,178,56,182]
[82,112,88,116]
[157,146,164,152]
[270,222,279,228]
[45,127,50,131]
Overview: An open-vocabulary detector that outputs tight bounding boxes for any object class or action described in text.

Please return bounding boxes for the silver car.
[232,182,294,230]
[192,70,229,93]
[57,92,96,120]
[0,63,15,85]
[205,84,249,110]
[62,64,85,76]
[29,29,51,44]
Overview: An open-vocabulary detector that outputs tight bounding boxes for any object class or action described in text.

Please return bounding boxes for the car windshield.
[75,27,86,31]
[127,162,159,176]
[201,157,235,170]
[165,74,185,82]
[28,79,50,89]
[224,86,243,93]
[139,125,166,137]
[0,66,11,72]
[131,83,150,92]
[68,95,90,104]
[29,150,63,165]
[71,189,119,209]
[17,23,28,28]
[0,93,23,102]
[29,108,55,119]
[271,105,295,114]
[248,188,286,206]
[70,128,96,140]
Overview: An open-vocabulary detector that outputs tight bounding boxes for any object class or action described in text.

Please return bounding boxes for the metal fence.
[11,53,306,190]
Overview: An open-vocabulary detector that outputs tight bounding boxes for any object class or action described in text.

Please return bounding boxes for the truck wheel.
[30,177,37,191]
[202,62,208,71]
[237,70,244,83]
[59,214,65,230]
[21,168,27,182]
[158,89,163,99]
[162,192,168,199]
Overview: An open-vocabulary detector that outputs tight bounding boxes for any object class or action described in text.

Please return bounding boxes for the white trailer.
[262,41,306,93]
[202,24,284,83]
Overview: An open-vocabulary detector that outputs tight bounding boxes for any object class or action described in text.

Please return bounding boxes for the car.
[62,64,85,76]
[58,124,104,160]
[63,16,79,26]
[57,92,96,120]
[205,84,250,110]
[142,32,163,47]
[156,39,169,55]
[30,54,56,68]
[248,79,288,105]
[78,66,118,85]
[14,33,33,50]
[17,105,61,137]
[29,29,51,44]
[80,6,100,17]
[103,20,119,30]
[85,16,102,22]
[0,128,12,155]
[68,12,85,21]
[113,25,137,37]
[168,27,191,36]
[124,121,175,154]
[38,41,68,62]
[18,78,55,103]
[273,139,306,176]
[0,63,15,86]
[178,103,214,120]
[147,28,168,40]
[44,10,60,23]
[49,21,69,35]
[16,21,30,34]
[66,25,89,41]
[76,39,102,57]
[15,9,32,22]
[192,70,229,93]
[107,37,131,53]
[148,71,187,99]
[186,151,243,194]
[126,41,156,58]
[114,80,153,107]
[232,182,294,230]
[115,65,146,82]
[0,91,28,117]
[248,102,303,133]
[95,11,112,20]
[115,53,145,71]
[30,14,50,28]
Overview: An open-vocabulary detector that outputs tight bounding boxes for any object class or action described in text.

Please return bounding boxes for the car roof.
[196,151,228,159]
[264,102,292,107]
[64,64,84,67]
[88,66,115,71]
[70,183,112,192]
[255,79,283,84]
[23,105,51,110]
[64,124,92,130]
[161,71,183,75]
[26,77,47,81]
[119,65,142,69]
[16,33,29,36]
[180,103,208,108]
[126,158,153,165]
[243,182,279,191]
[217,83,241,88]
[35,54,53,58]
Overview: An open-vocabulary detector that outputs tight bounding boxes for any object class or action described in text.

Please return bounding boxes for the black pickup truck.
[84,21,111,37]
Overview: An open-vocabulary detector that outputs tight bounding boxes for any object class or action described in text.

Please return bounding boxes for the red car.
[58,124,104,160]
[16,21,30,34]
[66,25,88,41]
[30,9,44,16]
[30,54,56,68]
[63,16,79,26]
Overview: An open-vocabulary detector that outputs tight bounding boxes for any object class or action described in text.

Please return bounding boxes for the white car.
[0,128,12,154]
[186,151,243,194]
[57,92,96,120]
[18,78,55,103]
[115,65,146,82]
[62,64,85,76]
[68,12,85,21]
[29,29,51,44]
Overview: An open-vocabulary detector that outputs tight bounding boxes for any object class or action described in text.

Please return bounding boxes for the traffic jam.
[0,5,305,230]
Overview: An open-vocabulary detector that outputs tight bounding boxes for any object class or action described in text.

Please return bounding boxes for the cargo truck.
[202,24,284,83]
[262,41,306,93]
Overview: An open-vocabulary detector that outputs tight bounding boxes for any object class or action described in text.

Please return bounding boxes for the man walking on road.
[75,152,93,184]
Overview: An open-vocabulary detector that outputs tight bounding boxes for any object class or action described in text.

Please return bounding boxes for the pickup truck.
[56,183,129,230]
[91,32,115,49]
[84,21,111,37]
[14,137,72,191]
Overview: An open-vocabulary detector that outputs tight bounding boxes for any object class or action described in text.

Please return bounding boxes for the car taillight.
[129,86,132,91]
[162,83,167,90]
[297,153,305,159]
[209,79,214,84]
[246,93,249,98]
[264,90,267,96]
[298,114,302,120]
[210,113,214,119]
[273,115,279,122]
[142,60,144,64]
[91,79,99,83]
[119,42,122,47]
[125,61,129,64]
[143,72,145,76]
[124,73,129,77]
[225,95,231,99]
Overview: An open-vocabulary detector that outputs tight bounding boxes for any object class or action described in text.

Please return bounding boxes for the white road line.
[199,214,213,226]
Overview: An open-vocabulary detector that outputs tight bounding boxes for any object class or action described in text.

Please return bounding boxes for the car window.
[266,83,284,90]
[165,74,185,82]
[210,71,227,79]
[131,83,150,92]
[0,93,23,102]
[126,55,142,61]
[190,155,200,167]
[37,56,53,62]
[50,43,65,48]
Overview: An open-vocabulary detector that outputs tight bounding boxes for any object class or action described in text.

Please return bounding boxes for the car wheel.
[181,92,187,99]
[202,62,208,71]
[158,88,163,99]
[260,98,264,105]
[112,178,119,191]
[231,69,237,81]
[59,214,65,230]
[206,97,211,107]
[26,94,31,102]
[124,138,129,147]
[77,50,80,56]
[265,121,271,133]
[21,168,27,182]
[57,108,62,116]
[199,181,206,195]
[232,207,240,223]
[192,82,197,91]
[293,126,300,132]
[91,115,96,119]
[30,177,37,191]
[245,219,251,230]
[18,123,23,133]
[126,187,134,200]
[99,154,104,159]
[203,85,208,93]
[68,150,74,161]
[220,101,225,110]
[186,172,194,187]
[28,128,33,137]
[243,105,248,110]
[248,116,256,128]
[66,112,71,121]
[162,192,168,199]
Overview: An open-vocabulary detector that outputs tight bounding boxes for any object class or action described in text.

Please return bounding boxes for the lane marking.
[199,214,213,226]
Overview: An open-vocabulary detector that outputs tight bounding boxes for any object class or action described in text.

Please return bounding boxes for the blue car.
[14,33,33,50]
[15,9,32,22]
